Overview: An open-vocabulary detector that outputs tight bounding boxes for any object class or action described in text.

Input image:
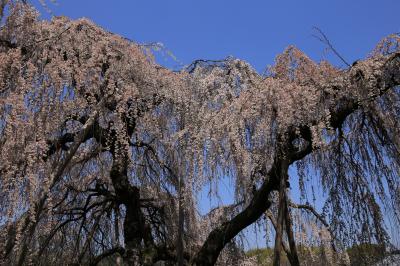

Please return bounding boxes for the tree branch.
[265,211,291,256]
[16,99,105,266]
[192,160,281,265]
[284,200,300,266]
[289,201,336,251]
[193,51,400,265]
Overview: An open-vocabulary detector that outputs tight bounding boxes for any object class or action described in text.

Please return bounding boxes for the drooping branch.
[289,202,330,233]
[193,52,400,265]
[1,6,399,265]
[329,53,400,130]
[16,99,106,266]
[289,201,336,251]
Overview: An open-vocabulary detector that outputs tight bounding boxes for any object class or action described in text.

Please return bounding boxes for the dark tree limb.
[312,27,351,67]
[192,52,400,265]
[289,201,337,252]
[16,99,105,266]
[192,160,281,265]
[265,211,291,256]
[273,159,288,266]
[284,200,300,266]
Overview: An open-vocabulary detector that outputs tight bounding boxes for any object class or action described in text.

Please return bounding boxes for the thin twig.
[312,26,351,67]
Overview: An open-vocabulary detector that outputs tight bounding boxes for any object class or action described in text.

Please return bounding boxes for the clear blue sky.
[34,0,400,249]
[36,0,400,72]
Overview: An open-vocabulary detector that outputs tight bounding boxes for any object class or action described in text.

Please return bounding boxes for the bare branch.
[312,26,351,67]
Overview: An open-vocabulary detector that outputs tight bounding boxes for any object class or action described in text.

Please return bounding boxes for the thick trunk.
[109,156,144,266]
[273,159,288,266]
[192,163,281,265]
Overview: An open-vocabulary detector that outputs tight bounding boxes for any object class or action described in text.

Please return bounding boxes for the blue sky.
[36,0,400,72]
[34,0,400,249]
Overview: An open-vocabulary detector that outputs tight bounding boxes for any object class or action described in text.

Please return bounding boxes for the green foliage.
[247,244,389,266]
[246,248,289,266]
[346,243,385,266]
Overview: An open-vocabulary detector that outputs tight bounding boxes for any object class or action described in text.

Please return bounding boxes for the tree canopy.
[0,1,399,265]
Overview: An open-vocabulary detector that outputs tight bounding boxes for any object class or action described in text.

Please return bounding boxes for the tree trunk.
[284,200,300,266]
[192,162,281,265]
[273,159,288,266]
[110,155,143,266]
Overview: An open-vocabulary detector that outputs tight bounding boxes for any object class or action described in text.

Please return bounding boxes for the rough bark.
[273,158,288,266]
